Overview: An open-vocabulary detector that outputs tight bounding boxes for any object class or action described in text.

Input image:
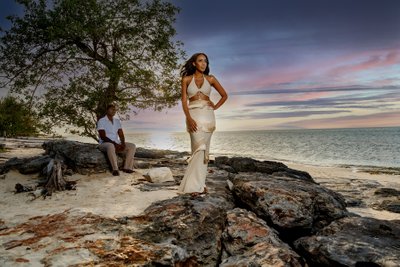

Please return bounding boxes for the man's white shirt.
[97,116,122,144]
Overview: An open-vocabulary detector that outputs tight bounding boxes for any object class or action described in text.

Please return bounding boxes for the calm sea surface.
[122,127,400,168]
[69,127,400,168]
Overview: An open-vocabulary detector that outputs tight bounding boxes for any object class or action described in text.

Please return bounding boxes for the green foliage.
[0,0,184,140]
[0,96,40,137]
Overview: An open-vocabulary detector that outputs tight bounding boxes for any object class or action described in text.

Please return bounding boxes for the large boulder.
[221,208,304,266]
[294,217,400,267]
[374,188,400,197]
[0,209,193,266]
[19,155,52,174]
[231,172,348,239]
[377,200,400,213]
[128,194,235,266]
[373,188,400,213]
[42,140,187,174]
[135,147,167,159]
[43,140,112,174]
[215,156,313,182]
[0,155,51,174]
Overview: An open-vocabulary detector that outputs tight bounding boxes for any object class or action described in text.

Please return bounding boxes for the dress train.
[178,100,215,193]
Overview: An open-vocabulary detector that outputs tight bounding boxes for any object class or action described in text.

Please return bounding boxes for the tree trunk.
[95,69,120,121]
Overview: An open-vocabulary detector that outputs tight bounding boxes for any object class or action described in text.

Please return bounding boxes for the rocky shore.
[0,139,399,266]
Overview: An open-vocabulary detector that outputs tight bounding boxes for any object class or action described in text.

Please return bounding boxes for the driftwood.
[45,159,66,192]
[44,159,76,196]
[14,159,76,200]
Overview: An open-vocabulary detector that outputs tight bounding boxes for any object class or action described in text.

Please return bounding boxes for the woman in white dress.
[178,53,228,195]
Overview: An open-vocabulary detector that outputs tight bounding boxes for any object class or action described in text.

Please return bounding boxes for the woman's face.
[193,54,208,72]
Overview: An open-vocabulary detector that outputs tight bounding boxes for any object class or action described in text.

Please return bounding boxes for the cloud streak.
[230,85,400,96]
[330,51,400,77]
[275,111,400,129]
[219,110,352,120]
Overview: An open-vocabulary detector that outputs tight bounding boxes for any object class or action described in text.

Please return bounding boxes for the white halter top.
[187,75,211,98]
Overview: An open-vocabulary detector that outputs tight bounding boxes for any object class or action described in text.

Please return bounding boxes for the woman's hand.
[187,117,198,132]
[207,100,216,110]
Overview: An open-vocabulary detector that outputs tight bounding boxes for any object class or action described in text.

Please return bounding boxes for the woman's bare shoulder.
[182,75,192,84]
[183,75,193,81]
[205,74,218,83]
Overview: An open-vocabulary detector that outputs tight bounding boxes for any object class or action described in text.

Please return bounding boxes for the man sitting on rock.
[97,104,136,176]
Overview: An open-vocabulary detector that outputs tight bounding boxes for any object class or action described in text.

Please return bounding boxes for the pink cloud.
[253,69,311,88]
[371,78,400,87]
[241,51,398,92]
[330,51,400,77]
[287,91,335,102]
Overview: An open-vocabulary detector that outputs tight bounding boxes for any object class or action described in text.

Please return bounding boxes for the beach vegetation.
[0,0,184,140]
[0,96,40,137]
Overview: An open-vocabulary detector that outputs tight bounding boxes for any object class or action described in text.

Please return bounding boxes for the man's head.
[106,104,117,117]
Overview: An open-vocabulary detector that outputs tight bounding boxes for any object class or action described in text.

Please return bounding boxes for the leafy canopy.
[0,0,184,140]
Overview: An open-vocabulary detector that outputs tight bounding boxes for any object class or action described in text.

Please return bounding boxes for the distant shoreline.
[212,125,400,133]
[121,125,400,134]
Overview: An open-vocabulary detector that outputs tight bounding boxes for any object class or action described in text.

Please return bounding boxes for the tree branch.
[2,43,69,87]
[74,40,113,69]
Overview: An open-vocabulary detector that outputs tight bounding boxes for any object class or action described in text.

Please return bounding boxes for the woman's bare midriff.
[189,92,210,102]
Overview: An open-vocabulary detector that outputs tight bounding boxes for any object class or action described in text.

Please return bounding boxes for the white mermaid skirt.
[178,100,216,193]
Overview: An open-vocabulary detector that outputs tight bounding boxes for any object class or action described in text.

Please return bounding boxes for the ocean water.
[124,127,400,168]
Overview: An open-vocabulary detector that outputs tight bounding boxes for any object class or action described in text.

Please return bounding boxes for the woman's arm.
[209,75,228,110]
[181,76,197,132]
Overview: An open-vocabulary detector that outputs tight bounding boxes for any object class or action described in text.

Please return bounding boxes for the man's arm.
[98,129,117,144]
[117,128,126,149]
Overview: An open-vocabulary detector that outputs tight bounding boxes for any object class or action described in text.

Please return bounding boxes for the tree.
[0,0,184,140]
[0,96,40,137]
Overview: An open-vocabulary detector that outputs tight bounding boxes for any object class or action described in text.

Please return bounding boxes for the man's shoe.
[122,169,135,174]
[112,170,120,176]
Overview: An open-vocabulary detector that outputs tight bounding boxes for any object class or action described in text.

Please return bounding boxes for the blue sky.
[1,0,400,132]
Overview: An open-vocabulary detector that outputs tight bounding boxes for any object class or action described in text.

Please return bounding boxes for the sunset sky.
[1,0,400,132]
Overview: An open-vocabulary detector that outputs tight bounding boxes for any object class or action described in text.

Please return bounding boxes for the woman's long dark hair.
[180,53,210,77]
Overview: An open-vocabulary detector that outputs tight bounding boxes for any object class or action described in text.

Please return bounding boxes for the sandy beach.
[1,137,400,266]
[1,170,179,225]
[0,138,178,227]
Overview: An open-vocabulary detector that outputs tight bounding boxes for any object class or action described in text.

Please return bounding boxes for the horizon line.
[119,125,400,134]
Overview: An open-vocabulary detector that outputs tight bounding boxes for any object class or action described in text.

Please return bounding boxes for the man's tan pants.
[99,142,136,171]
